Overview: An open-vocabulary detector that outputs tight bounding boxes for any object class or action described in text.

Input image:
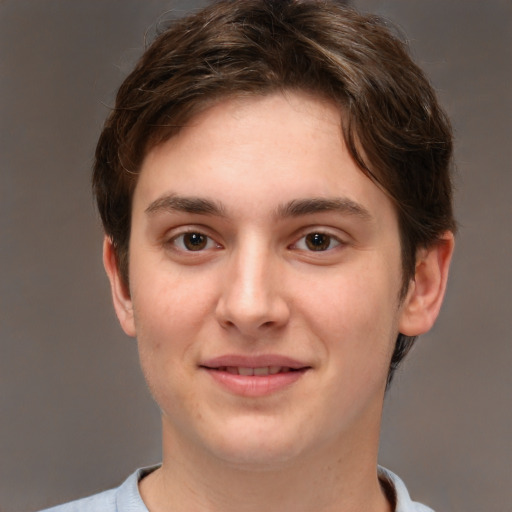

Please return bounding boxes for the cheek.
[133,294,199,417]
[131,266,214,336]
[129,282,186,374]
[129,270,217,389]
[299,259,401,358]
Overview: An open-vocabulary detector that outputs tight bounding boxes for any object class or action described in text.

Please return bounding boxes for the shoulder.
[37,466,158,512]
[378,466,435,512]
[37,488,117,512]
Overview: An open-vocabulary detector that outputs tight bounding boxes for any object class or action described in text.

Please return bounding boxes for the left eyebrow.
[275,197,373,221]
[145,194,226,217]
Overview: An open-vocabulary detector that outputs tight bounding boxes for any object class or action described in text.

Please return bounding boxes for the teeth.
[222,366,290,376]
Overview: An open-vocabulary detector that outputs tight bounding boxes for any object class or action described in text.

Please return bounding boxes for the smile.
[199,356,310,397]
[210,366,300,376]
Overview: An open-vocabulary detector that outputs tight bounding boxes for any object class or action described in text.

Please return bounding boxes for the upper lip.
[200,354,310,370]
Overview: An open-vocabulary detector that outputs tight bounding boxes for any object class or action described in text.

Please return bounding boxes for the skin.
[104,91,454,511]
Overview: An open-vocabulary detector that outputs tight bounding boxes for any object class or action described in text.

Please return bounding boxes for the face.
[106,92,429,468]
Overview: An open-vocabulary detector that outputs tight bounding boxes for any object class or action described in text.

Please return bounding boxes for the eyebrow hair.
[145,194,372,222]
[145,194,226,216]
[275,197,373,221]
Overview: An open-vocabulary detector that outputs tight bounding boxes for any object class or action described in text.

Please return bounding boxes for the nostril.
[215,289,290,334]
[221,319,235,329]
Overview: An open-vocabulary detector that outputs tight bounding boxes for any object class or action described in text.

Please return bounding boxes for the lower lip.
[202,368,307,397]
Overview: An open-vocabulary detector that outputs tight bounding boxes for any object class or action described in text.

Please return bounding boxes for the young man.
[42,1,455,510]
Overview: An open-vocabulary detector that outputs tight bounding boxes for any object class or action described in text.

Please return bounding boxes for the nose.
[215,241,290,337]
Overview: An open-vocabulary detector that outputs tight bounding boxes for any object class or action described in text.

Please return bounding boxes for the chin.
[202,416,309,469]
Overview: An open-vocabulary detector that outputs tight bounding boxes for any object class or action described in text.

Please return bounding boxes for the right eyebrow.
[145,194,226,217]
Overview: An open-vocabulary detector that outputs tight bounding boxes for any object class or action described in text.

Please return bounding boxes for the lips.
[200,355,310,397]
[201,354,309,370]
[215,366,296,376]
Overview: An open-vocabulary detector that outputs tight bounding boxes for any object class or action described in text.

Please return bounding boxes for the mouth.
[202,366,306,376]
[199,356,311,397]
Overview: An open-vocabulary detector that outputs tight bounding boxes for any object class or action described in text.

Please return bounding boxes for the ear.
[103,236,136,337]
[399,232,455,336]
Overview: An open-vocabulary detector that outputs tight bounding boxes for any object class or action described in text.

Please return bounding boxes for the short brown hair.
[93,0,456,384]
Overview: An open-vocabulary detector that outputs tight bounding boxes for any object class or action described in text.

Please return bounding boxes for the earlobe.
[399,232,455,336]
[102,236,136,337]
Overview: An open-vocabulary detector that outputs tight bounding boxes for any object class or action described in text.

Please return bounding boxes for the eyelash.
[167,229,344,253]
[292,231,342,252]
[169,231,221,252]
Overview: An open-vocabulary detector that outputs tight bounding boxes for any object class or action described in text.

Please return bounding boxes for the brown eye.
[182,233,208,251]
[305,233,332,251]
[293,232,341,252]
[172,232,217,251]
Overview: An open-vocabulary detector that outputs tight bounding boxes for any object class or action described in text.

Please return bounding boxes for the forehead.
[140,92,341,187]
[134,91,396,228]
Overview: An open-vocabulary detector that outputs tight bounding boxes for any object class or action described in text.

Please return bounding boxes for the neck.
[140,418,392,512]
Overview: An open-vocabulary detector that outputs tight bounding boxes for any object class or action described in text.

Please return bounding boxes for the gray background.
[1,1,510,511]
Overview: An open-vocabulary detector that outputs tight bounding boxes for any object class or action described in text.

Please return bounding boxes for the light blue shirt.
[39,465,434,512]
